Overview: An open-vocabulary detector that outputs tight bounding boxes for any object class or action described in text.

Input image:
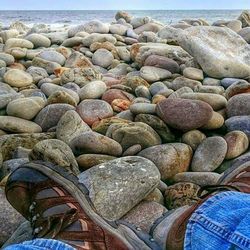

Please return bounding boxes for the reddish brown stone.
[111,99,131,112]
[156,98,213,131]
[102,89,133,104]
[76,99,113,126]
[144,55,180,73]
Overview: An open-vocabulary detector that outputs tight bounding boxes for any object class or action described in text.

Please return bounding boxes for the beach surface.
[0,9,250,248]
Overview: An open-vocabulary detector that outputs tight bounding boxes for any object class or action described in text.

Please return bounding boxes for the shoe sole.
[19,161,158,250]
[218,160,250,185]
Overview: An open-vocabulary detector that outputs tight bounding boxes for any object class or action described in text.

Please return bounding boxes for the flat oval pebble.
[78,80,107,100]
[69,131,123,156]
[225,116,250,138]
[156,98,213,131]
[34,104,75,131]
[191,136,228,172]
[3,69,33,88]
[174,172,222,186]
[76,99,113,126]
[134,114,175,143]
[25,34,51,48]
[227,94,250,117]
[56,110,91,144]
[138,143,193,181]
[107,122,161,150]
[37,50,66,65]
[171,76,202,90]
[92,49,114,68]
[202,111,224,130]
[130,103,156,114]
[144,55,180,73]
[6,97,45,120]
[4,38,33,51]
[183,67,204,81]
[224,131,249,159]
[225,80,250,99]
[78,156,160,220]
[181,93,227,111]
[102,89,134,104]
[0,116,42,133]
[140,66,171,83]
[76,154,116,170]
[40,82,79,104]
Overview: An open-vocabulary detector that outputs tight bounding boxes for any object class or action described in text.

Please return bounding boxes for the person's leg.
[184,191,250,250]
[4,239,74,250]
[5,160,161,250]
[150,161,250,250]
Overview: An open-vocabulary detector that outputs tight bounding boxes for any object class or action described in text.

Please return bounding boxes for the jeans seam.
[189,214,250,248]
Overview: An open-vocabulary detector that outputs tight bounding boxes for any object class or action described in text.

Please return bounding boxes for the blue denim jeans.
[4,239,74,250]
[184,191,250,250]
[4,192,250,250]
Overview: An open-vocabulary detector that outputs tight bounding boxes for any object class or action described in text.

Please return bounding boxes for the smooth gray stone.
[0,93,23,109]
[34,104,75,131]
[191,136,227,172]
[130,103,156,115]
[225,116,250,138]
[37,50,66,65]
[138,143,192,181]
[70,131,122,157]
[174,172,222,186]
[56,110,91,145]
[78,156,160,221]
[221,78,243,88]
[149,82,168,96]
[1,158,29,179]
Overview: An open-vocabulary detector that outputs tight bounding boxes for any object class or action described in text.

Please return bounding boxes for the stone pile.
[0,10,250,246]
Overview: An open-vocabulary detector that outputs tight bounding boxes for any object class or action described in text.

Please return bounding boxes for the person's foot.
[150,162,250,250]
[5,161,161,250]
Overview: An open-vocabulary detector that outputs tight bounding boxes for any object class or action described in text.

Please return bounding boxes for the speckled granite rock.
[164,182,200,209]
[0,133,55,164]
[78,156,160,221]
[29,139,79,175]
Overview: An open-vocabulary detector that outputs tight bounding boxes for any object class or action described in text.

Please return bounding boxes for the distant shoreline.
[0,9,246,11]
[0,9,244,27]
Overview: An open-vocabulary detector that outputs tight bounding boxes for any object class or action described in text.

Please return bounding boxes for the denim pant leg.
[4,238,75,250]
[184,191,250,250]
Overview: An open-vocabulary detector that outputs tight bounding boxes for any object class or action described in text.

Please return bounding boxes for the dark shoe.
[6,161,161,250]
[150,162,250,250]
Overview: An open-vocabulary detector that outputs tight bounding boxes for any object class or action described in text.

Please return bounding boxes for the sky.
[0,0,249,10]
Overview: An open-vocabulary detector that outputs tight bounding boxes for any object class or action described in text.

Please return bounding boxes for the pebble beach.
[0,9,250,248]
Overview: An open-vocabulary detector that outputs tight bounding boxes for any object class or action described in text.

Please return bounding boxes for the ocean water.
[0,10,244,28]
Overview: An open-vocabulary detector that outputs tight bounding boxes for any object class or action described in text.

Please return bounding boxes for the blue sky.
[0,0,249,10]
